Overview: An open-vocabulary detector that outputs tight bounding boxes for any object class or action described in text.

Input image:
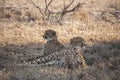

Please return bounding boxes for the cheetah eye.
[52,32,56,36]
[46,33,49,35]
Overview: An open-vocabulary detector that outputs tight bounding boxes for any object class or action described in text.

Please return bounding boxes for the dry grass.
[0,0,120,80]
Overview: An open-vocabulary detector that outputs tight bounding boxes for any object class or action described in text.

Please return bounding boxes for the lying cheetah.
[23,30,86,69]
[23,29,65,64]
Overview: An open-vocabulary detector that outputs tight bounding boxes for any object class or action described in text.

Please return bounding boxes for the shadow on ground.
[0,40,120,80]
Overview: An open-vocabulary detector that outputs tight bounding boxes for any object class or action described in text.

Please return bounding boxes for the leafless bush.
[31,0,83,25]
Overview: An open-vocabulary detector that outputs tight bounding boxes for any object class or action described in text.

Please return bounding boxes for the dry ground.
[0,0,120,80]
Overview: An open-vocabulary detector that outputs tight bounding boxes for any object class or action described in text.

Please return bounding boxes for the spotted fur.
[24,47,82,69]
[23,30,87,70]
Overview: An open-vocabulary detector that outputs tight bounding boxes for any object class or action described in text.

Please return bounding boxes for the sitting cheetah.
[23,30,86,70]
[70,37,87,69]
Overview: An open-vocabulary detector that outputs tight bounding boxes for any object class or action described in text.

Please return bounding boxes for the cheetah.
[70,37,87,69]
[23,30,86,70]
[23,29,65,64]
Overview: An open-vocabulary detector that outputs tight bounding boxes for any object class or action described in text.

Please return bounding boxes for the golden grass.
[0,0,119,45]
[0,18,119,44]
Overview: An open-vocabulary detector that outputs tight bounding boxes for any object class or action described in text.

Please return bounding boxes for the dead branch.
[61,0,81,16]
[31,0,44,16]
[31,0,83,25]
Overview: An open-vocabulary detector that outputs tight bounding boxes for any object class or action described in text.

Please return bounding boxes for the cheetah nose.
[43,35,45,38]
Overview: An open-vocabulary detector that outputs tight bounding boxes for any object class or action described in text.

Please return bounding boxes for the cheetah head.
[70,37,86,50]
[43,29,57,42]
